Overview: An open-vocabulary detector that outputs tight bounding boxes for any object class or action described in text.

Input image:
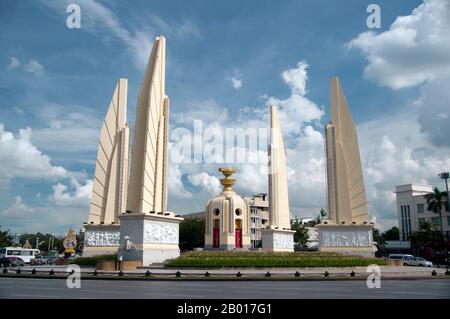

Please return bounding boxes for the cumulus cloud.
[2,196,35,217]
[167,163,193,200]
[0,124,68,186]
[230,77,242,90]
[348,0,450,89]
[6,57,44,74]
[416,76,450,147]
[49,178,92,206]
[7,57,20,69]
[187,172,222,195]
[30,104,101,154]
[168,61,326,219]
[358,107,450,230]
[226,69,243,90]
[168,58,450,230]
[24,60,44,74]
[282,61,308,95]
[266,61,324,138]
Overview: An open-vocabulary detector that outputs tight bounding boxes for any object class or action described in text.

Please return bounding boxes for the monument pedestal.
[316,223,375,257]
[83,224,120,257]
[261,228,295,252]
[117,213,183,267]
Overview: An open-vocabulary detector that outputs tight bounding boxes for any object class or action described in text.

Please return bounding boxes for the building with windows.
[246,194,270,248]
[394,184,450,241]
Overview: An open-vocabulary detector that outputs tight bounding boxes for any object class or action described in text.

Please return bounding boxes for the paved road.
[0,278,449,299]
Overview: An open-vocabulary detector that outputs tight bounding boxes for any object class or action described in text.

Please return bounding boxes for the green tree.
[372,228,386,247]
[424,187,449,234]
[0,226,15,247]
[382,226,399,241]
[18,233,64,253]
[420,220,433,233]
[410,220,444,259]
[179,217,205,250]
[290,219,309,247]
[309,208,327,227]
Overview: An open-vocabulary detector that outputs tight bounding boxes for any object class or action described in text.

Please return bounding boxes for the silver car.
[407,257,433,267]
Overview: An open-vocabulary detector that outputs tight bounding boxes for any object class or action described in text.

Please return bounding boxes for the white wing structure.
[88,78,130,224]
[126,36,169,215]
[326,77,368,223]
[268,105,291,230]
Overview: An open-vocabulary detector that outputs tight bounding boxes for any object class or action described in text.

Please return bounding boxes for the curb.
[1,273,450,282]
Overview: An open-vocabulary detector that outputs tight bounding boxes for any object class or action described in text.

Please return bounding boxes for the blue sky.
[1,0,449,235]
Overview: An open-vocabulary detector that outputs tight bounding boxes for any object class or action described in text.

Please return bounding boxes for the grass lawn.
[165,251,386,268]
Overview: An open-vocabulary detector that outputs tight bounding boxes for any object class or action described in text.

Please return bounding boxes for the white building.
[246,194,270,248]
[394,184,450,241]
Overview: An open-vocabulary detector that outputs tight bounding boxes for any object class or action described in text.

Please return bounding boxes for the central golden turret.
[219,167,236,192]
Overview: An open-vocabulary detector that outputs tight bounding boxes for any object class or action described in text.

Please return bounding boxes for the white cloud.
[7,57,20,69]
[416,75,450,147]
[167,163,193,200]
[168,59,450,230]
[0,124,68,186]
[168,61,326,219]
[187,172,222,195]
[2,196,35,217]
[282,61,308,95]
[265,61,324,137]
[24,60,44,74]
[40,0,201,69]
[358,108,450,230]
[3,204,87,235]
[226,69,243,90]
[49,178,92,206]
[230,76,242,90]
[30,104,101,153]
[348,0,450,89]
[172,98,228,126]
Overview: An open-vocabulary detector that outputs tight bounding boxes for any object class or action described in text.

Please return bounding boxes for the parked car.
[0,257,25,267]
[388,254,433,267]
[408,257,433,267]
[388,254,414,266]
[31,255,48,265]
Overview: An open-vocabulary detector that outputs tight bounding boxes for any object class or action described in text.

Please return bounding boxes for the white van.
[0,247,40,264]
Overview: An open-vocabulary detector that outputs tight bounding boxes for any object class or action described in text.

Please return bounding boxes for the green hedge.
[166,251,385,268]
[69,254,116,266]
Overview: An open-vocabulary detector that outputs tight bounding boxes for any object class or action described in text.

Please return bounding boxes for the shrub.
[166,251,385,268]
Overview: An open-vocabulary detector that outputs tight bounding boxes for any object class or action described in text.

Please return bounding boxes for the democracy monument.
[316,77,374,257]
[82,35,375,267]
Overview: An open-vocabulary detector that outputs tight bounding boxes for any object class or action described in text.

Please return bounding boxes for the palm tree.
[424,187,449,234]
[0,226,15,247]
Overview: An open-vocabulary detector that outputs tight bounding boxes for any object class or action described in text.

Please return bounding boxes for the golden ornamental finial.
[219,167,236,192]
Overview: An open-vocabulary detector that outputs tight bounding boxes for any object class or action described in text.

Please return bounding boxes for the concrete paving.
[0,277,449,299]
